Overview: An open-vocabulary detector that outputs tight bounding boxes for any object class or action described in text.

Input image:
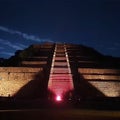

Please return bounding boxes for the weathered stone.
[0,72,8,81]
[9,73,25,81]
[78,68,120,74]
[0,67,43,72]
[0,67,43,97]
[89,81,120,97]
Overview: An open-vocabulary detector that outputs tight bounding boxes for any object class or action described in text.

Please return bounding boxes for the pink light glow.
[56,95,62,101]
[48,44,74,101]
[48,74,74,101]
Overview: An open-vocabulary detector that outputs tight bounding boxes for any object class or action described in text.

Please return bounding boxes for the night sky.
[0,0,120,58]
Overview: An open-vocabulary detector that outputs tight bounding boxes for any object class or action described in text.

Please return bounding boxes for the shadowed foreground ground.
[0,109,120,120]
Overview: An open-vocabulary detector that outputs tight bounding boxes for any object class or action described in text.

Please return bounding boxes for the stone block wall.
[88,81,120,97]
[0,67,43,97]
[78,68,120,97]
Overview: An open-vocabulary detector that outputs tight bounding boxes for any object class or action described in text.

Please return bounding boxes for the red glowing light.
[56,95,62,101]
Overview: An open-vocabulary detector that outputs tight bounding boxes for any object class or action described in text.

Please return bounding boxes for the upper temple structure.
[0,42,120,102]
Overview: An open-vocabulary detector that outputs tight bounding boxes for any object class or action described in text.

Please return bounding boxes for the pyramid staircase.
[48,44,74,100]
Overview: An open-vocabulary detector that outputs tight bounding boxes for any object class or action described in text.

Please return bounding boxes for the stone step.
[21,61,47,65]
[50,73,72,77]
[55,57,66,61]
[50,76,72,80]
[78,68,120,74]
[54,62,68,66]
[52,70,70,74]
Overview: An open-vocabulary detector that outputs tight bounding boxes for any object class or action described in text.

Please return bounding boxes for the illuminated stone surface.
[0,67,43,97]
[0,43,120,98]
[48,44,74,98]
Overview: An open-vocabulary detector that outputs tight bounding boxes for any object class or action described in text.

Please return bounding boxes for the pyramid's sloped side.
[66,44,120,97]
[0,67,43,97]
[0,43,55,98]
[78,68,120,97]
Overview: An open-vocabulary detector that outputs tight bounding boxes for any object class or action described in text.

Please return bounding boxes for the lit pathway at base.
[48,44,74,101]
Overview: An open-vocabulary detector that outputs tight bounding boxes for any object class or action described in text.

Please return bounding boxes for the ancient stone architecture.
[0,42,120,101]
[48,44,74,101]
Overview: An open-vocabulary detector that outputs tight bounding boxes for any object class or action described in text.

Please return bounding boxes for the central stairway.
[48,43,74,101]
